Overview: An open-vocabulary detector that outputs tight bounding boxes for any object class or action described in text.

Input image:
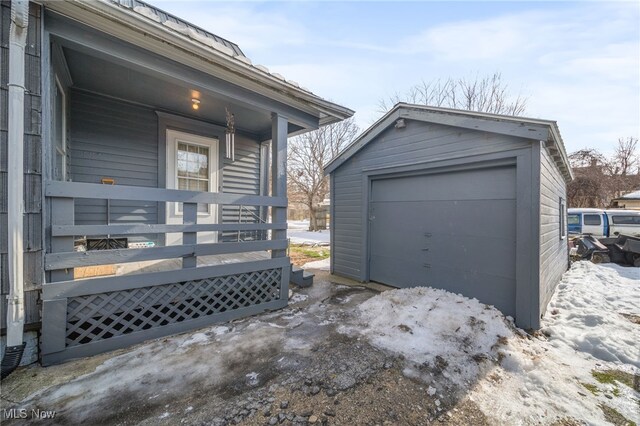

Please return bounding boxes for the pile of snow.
[302,257,330,271]
[344,287,513,387]
[343,262,639,424]
[471,261,639,424]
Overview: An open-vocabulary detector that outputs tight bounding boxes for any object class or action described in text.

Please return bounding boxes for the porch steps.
[290,265,314,288]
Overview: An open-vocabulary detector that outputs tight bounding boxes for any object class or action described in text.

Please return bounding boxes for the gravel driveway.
[1,272,490,426]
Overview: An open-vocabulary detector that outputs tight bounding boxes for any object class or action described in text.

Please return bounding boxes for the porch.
[42,158,292,365]
[38,7,314,365]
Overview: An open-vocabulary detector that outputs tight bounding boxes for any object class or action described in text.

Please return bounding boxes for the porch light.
[191,98,200,110]
[225,108,235,161]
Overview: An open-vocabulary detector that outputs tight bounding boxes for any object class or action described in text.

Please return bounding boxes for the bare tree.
[567,140,640,207]
[567,149,611,207]
[611,137,638,176]
[379,72,527,116]
[288,118,359,231]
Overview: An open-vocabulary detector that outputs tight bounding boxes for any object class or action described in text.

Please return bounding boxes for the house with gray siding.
[325,104,572,330]
[1,0,352,369]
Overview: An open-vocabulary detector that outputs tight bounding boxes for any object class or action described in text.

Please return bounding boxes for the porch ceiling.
[63,46,301,138]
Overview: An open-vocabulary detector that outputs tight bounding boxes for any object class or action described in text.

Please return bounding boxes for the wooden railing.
[44,181,288,281]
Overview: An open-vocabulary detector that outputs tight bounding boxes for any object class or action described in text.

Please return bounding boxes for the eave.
[41,0,354,130]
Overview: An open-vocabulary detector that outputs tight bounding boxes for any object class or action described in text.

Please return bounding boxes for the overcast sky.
[152,1,639,155]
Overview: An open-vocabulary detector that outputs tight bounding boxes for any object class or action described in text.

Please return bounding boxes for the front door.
[166,129,219,245]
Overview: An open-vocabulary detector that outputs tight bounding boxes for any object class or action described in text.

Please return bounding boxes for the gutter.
[2,0,29,379]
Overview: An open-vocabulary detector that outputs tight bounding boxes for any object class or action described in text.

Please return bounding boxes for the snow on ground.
[470,261,639,425]
[287,220,330,246]
[345,261,639,424]
[302,257,330,271]
[341,286,514,388]
[6,260,637,425]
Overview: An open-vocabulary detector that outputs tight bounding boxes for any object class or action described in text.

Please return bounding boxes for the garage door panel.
[370,234,516,283]
[370,199,516,241]
[428,267,516,317]
[369,166,517,317]
[425,235,516,279]
[371,166,516,203]
[370,257,516,317]
[369,254,427,288]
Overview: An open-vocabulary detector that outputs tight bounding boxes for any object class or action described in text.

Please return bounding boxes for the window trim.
[559,197,566,240]
[54,75,67,181]
[174,138,213,216]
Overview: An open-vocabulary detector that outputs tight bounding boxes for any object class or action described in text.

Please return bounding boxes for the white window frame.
[54,75,67,181]
[165,130,219,218]
[174,138,213,216]
[559,197,566,240]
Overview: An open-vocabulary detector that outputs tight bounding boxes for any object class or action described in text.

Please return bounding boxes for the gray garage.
[325,104,573,329]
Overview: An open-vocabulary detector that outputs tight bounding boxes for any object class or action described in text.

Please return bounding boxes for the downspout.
[1,0,29,379]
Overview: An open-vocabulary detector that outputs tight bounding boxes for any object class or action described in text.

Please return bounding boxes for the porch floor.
[113,251,272,277]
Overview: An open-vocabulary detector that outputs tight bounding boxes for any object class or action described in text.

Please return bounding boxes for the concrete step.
[290,265,314,288]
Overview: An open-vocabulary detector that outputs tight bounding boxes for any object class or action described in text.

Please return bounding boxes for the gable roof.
[325,103,573,182]
[44,0,354,127]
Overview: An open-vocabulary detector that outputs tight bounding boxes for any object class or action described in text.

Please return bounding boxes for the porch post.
[271,113,288,258]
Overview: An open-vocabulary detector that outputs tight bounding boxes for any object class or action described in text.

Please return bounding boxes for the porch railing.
[41,180,290,364]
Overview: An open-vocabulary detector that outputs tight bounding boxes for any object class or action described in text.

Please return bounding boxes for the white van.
[567,208,640,237]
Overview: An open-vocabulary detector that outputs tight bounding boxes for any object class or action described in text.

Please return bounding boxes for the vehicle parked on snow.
[568,208,640,237]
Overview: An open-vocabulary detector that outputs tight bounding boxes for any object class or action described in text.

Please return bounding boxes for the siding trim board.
[328,106,571,330]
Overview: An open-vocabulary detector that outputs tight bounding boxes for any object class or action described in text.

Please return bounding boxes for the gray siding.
[332,119,531,281]
[220,135,263,242]
[69,90,159,240]
[538,143,568,318]
[0,2,43,331]
[69,90,262,244]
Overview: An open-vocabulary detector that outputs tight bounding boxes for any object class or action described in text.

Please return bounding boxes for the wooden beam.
[45,181,287,207]
[43,257,291,299]
[51,222,286,237]
[44,240,288,270]
[50,198,74,282]
[182,202,197,268]
[271,113,288,258]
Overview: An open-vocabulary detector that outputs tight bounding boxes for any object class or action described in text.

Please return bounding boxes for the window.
[53,77,66,181]
[559,198,566,239]
[584,214,601,226]
[567,214,580,225]
[177,141,209,213]
[611,215,640,225]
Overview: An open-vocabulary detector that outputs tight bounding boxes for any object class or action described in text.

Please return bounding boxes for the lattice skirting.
[65,268,282,347]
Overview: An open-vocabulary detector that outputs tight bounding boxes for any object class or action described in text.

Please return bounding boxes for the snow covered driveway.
[1,262,637,425]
